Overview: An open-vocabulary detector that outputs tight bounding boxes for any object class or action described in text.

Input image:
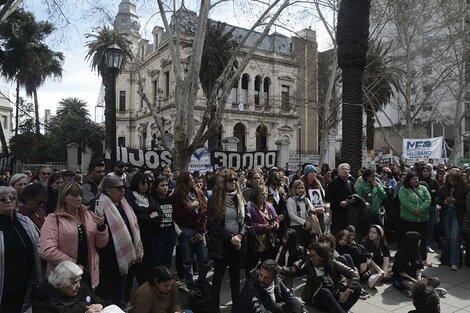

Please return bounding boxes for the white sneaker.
[426,246,435,253]
[367,274,382,289]
[451,265,459,271]
[435,287,447,297]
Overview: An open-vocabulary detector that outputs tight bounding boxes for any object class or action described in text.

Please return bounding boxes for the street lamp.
[104,43,124,171]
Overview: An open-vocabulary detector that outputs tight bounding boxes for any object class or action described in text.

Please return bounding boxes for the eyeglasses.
[141,180,150,185]
[110,185,125,191]
[0,196,16,203]
[41,172,51,176]
[226,178,237,183]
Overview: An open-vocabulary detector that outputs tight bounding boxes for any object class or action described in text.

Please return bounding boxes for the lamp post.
[298,125,302,168]
[104,43,124,171]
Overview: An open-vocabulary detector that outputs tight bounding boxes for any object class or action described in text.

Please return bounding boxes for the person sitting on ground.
[296,243,361,313]
[361,224,391,283]
[32,260,122,313]
[274,228,304,291]
[408,281,440,313]
[131,266,193,313]
[236,259,307,313]
[392,231,442,298]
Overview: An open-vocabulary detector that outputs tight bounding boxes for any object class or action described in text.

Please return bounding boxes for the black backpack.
[185,280,213,313]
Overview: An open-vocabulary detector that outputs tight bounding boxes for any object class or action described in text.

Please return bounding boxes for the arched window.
[230,79,238,104]
[264,77,271,107]
[233,123,247,152]
[256,125,268,151]
[254,75,262,106]
[208,125,223,151]
[241,74,249,106]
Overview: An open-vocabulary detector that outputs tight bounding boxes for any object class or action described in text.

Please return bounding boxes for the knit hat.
[304,164,317,176]
[10,173,29,186]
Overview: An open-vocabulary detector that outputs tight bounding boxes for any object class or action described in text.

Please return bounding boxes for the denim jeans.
[179,228,209,283]
[154,229,177,268]
[444,207,461,266]
[426,205,438,247]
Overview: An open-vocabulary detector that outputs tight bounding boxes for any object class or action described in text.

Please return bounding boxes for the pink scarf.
[100,194,143,275]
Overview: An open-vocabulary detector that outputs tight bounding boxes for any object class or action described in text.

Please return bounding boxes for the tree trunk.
[340,66,364,175]
[172,148,192,172]
[365,104,375,151]
[0,116,8,155]
[33,89,40,135]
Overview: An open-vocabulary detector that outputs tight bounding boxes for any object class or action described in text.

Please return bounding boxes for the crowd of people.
[0,158,468,313]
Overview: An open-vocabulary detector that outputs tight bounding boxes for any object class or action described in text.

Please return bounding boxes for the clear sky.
[1,0,333,124]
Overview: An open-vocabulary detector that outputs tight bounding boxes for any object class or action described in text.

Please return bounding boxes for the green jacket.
[356,178,387,215]
[398,185,431,223]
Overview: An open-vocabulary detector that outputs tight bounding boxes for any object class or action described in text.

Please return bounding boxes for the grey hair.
[47,261,83,288]
[338,163,351,170]
[0,186,17,198]
[99,176,123,193]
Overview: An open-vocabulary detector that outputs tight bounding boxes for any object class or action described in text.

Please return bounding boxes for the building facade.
[0,86,13,153]
[113,0,319,160]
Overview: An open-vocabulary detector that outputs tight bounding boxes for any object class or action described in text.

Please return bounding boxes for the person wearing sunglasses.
[35,165,52,188]
[0,186,42,313]
[125,172,162,285]
[207,169,250,313]
[92,176,143,309]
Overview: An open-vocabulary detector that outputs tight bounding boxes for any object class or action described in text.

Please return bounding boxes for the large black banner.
[117,147,173,169]
[117,146,278,171]
[210,150,277,170]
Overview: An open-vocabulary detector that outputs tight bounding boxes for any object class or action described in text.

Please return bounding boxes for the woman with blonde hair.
[207,169,249,313]
[40,182,108,289]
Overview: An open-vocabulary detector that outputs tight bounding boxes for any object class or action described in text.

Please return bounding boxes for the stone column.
[66,143,79,172]
[326,133,336,169]
[275,138,290,168]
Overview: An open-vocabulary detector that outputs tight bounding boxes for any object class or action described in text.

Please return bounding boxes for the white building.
[112,0,319,163]
[371,0,465,160]
[0,86,13,153]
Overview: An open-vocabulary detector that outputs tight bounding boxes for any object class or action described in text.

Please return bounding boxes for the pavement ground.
[212,250,470,313]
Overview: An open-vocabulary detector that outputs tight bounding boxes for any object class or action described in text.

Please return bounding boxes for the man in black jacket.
[236,259,307,313]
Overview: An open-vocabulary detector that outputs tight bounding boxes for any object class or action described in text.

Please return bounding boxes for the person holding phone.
[40,182,108,290]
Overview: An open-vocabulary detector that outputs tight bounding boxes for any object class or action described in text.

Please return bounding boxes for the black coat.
[206,194,251,260]
[236,270,305,313]
[32,281,106,313]
[124,189,161,237]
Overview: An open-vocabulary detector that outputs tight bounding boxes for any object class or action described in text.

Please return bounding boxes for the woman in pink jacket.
[40,182,108,289]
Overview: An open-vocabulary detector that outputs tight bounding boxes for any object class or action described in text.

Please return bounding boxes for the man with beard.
[236,259,307,313]
[107,160,127,184]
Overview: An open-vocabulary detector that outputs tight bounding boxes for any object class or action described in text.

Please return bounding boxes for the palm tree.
[363,39,400,152]
[199,21,238,98]
[337,0,371,174]
[0,10,64,135]
[85,26,132,169]
[56,97,90,121]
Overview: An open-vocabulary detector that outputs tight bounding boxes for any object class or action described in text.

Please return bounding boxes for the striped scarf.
[100,194,143,275]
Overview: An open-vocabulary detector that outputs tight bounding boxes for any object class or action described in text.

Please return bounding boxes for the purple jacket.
[247,202,279,235]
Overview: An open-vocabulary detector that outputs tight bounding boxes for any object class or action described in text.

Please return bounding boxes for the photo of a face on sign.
[308,189,323,207]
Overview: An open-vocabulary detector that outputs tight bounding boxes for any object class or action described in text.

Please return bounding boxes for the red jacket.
[40,205,108,288]
[173,188,207,234]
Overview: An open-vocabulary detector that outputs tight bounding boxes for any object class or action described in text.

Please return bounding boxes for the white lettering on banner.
[402,137,443,160]
[117,147,173,169]
[211,151,277,170]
